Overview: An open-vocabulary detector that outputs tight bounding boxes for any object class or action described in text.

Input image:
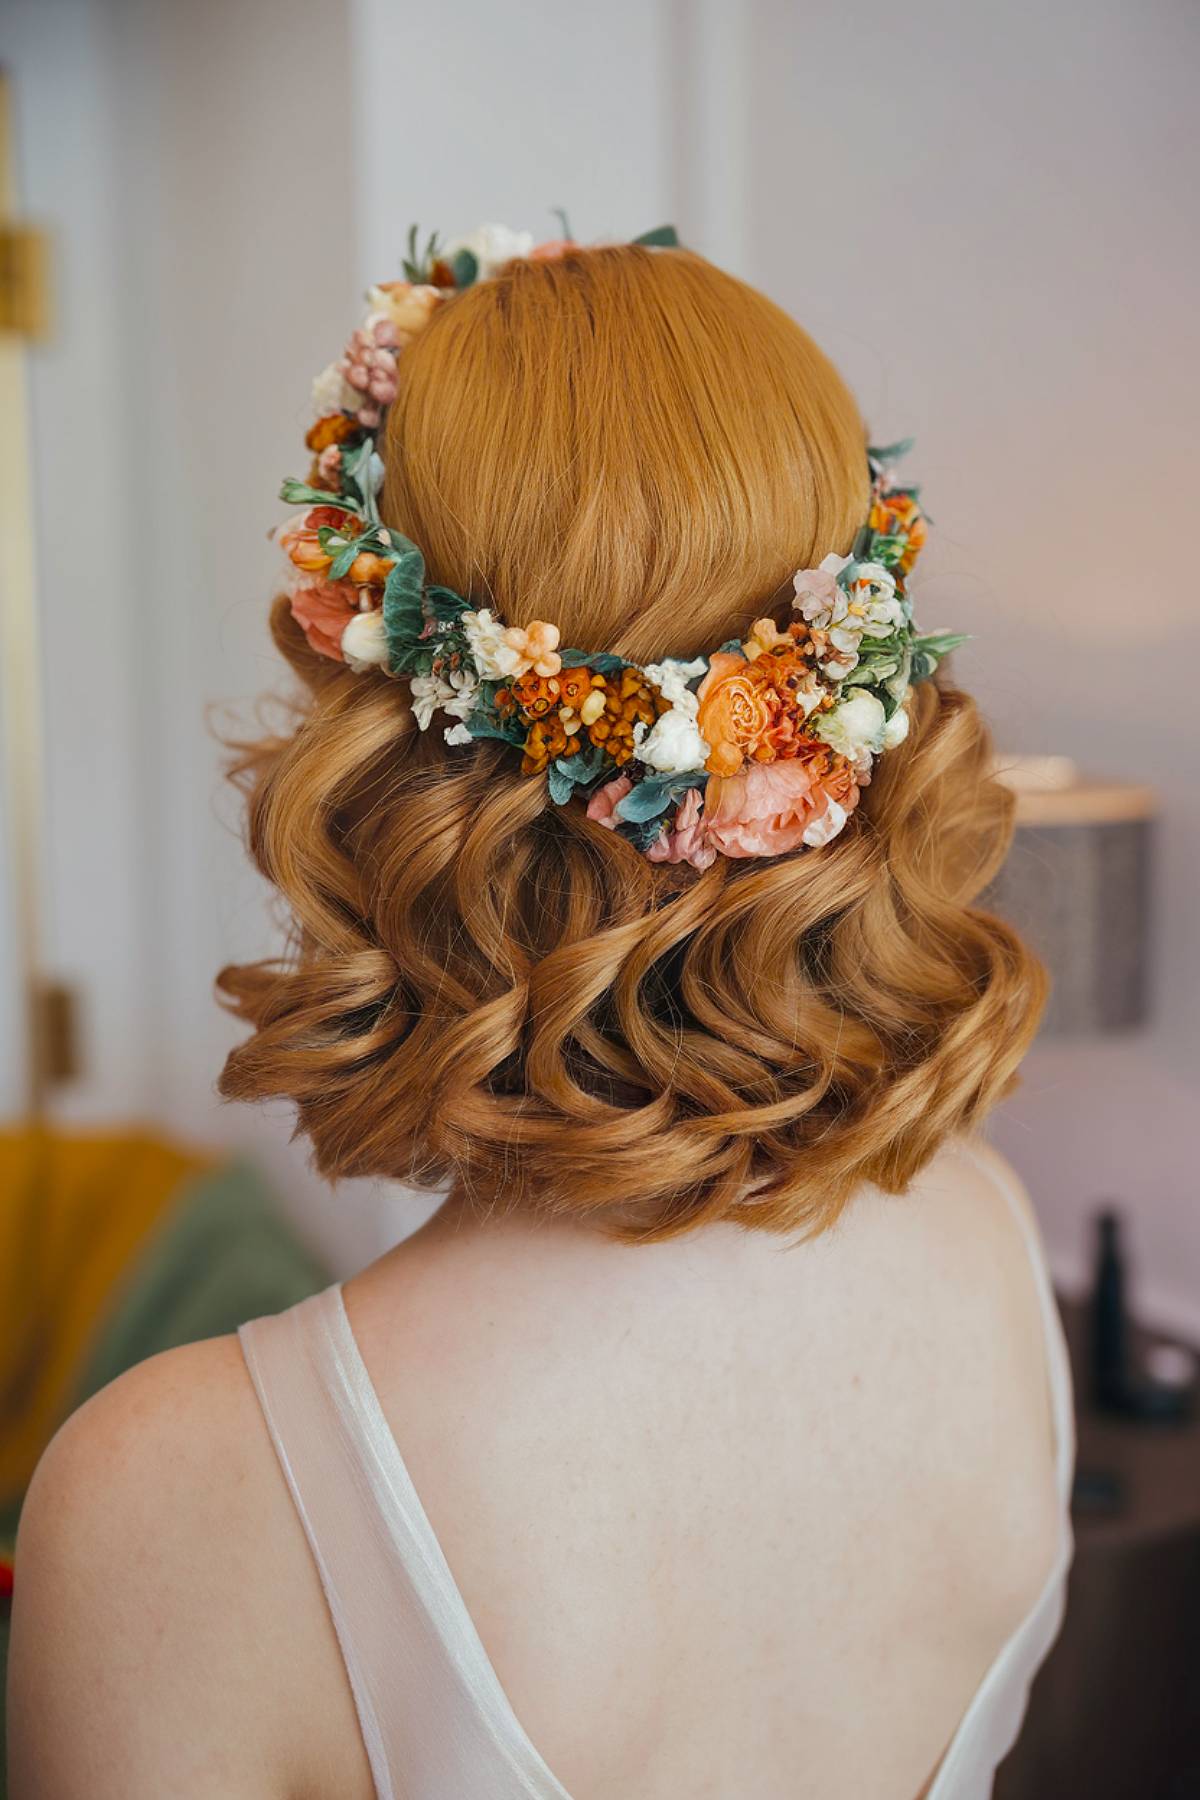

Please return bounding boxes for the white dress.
[239,1152,1073,1799]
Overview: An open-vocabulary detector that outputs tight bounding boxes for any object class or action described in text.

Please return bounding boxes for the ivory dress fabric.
[238,1152,1073,1800]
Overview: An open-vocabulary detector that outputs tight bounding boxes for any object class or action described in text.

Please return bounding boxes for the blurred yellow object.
[0,1127,212,1501]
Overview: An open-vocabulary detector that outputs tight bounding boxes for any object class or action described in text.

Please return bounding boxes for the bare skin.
[8,1138,1061,1799]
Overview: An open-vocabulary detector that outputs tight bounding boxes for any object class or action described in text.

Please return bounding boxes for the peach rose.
[703,747,859,859]
[529,239,575,261]
[288,577,360,661]
[695,653,777,777]
[585,774,633,827]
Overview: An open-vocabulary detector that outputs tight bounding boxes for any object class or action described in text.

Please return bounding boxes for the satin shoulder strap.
[238,1286,572,1800]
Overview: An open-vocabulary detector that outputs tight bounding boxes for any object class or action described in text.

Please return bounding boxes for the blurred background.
[1,0,1198,1791]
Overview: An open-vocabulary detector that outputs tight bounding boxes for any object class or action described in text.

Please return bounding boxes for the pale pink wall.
[744,0,1199,1328]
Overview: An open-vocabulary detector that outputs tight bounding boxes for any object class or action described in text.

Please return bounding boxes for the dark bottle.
[1091,1208,1129,1413]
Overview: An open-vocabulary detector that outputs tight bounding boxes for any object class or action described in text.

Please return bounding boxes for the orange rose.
[280,506,359,576]
[695,653,778,776]
[347,550,393,586]
[288,577,359,661]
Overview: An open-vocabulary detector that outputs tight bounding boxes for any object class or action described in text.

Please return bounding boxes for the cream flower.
[365,281,444,345]
[845,562,905,637]
[311,360,358,419]
[815,690,886,778]
[802,797,850,848]
[633,707,711,775]
[502,620,561,678]
[409,666,479,731]
[643,657,707,715]
[882,702,911,750]
[462,608,516,679]
[791,553,851,625]
[340,608,390,672]
[444,222,534,278]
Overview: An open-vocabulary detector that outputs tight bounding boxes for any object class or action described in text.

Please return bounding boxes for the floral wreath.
[277,220,964,866]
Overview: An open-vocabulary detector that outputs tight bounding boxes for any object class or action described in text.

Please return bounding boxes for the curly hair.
[217,246,1044,1241]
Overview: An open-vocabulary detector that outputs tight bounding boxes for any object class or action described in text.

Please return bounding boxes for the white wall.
[351,0,677,280]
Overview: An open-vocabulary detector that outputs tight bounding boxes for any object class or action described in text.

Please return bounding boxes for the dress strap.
[238,1285,572,1800]
[926,1142,1076,1799]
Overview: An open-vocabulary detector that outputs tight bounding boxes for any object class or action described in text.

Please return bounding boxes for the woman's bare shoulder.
[8,1332,365,1799]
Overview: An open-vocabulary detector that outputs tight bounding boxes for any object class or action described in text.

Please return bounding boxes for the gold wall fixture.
[0,67,72,1116]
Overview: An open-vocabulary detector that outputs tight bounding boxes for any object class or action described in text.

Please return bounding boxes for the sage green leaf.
[279,477,344,508]
[382,536,428,667]
[558,648,626,675]
[548,763,575,805]
[623,815,669,853]
[868,438,914,466]
[552,207,574,241]
[615,771,705,824]
[632,225,680,248]
[426,584,469,623]
[450,249,478,289]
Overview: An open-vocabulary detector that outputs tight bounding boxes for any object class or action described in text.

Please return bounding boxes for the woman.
[9,235,1071,1799]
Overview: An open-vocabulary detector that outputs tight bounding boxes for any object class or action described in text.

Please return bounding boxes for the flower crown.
[277,220,964,866]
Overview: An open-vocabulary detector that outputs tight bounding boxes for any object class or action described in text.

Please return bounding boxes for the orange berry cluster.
[498,664,672,776]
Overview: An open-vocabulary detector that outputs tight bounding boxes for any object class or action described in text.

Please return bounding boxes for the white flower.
[802,798,850,849]
[846,562,904,638]
[633,706,710,775]
[340,609,390,672]
[444,721,474,747]
[409,666,479,731]
[461,608,520,679]
[642,657,707,716]
[882,702,911,750]
[815,690,886,778]
[792,553,852,628]
[443,223,534,280]
[311,360,357,418]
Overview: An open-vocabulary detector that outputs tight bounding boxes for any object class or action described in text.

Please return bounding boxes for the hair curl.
[218,247,1043,1241]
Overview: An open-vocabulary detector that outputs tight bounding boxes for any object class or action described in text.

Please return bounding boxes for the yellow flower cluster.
[500,665,672,775]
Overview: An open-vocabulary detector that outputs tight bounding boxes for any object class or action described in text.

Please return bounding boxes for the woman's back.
[236,1137,1067,1800]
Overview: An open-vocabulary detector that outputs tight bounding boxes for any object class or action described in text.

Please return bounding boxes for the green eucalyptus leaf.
[382,535,428,667]
[913,629,969,657]
[622,815,670,853]
[450,248,478,289]
[632,225,680,248]
[558,648,625,675]
[548,762,576,805]
[869,438,915,467]
[426,584,469,623]
[466,711,526,747]
[615,770,705,824]
[279,478,345,508]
